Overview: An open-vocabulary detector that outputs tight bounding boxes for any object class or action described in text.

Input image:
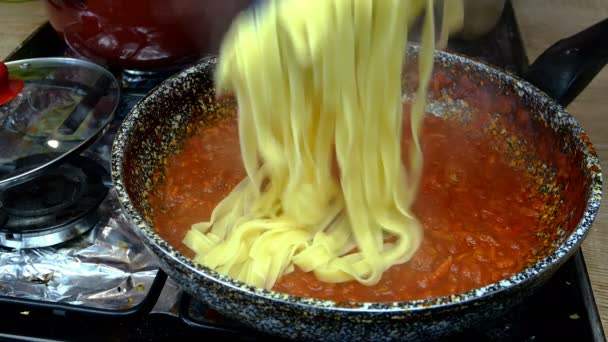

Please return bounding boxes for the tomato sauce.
[275,114,543,302]
[149,72,585,303]
[149,116,244,258]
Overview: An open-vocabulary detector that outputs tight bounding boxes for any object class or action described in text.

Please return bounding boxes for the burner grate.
[0,155,109,248]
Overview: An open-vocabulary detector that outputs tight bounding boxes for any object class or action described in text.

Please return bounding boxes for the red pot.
[45,0,252,71]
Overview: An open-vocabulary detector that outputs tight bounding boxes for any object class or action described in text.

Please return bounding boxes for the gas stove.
[0,2,605,341]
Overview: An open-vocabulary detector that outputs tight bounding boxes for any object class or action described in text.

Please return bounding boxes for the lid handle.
[0,62,25,106]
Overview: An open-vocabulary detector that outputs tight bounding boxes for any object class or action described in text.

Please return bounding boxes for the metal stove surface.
[0,1,605,341]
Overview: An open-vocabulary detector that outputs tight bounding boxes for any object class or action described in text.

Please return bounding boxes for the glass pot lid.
[0,57,120,190]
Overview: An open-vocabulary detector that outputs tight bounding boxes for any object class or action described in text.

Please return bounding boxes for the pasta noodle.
[183,0,439,290]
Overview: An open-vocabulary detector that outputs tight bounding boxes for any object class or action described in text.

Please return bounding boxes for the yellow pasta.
[184,0,439,290]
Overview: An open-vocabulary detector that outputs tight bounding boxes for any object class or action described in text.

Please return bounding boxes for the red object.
[0,62,24,106]
[44,0,252,71]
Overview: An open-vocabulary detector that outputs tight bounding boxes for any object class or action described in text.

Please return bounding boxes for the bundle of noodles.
[183,0,438,290]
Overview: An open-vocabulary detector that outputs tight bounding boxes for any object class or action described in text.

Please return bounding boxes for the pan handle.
[524,18,608,107]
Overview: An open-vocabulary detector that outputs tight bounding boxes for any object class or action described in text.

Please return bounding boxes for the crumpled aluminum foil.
[0,189,170,311]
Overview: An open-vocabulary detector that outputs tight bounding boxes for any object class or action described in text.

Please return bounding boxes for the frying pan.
[111,19,607,341]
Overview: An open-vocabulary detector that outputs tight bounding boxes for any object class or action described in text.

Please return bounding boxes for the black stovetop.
[0,2,605,341]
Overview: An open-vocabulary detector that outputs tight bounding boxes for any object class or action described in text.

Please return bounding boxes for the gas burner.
[0,154,109,249]
[120,68,185,93]
[119,57,206,93]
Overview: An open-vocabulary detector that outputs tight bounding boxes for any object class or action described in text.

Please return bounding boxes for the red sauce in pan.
[149,73,585,303]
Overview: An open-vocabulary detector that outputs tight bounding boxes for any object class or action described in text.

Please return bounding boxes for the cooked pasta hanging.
[183,0,438,290]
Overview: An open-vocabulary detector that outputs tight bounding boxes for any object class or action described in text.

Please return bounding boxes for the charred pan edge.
[111,49,602,319]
